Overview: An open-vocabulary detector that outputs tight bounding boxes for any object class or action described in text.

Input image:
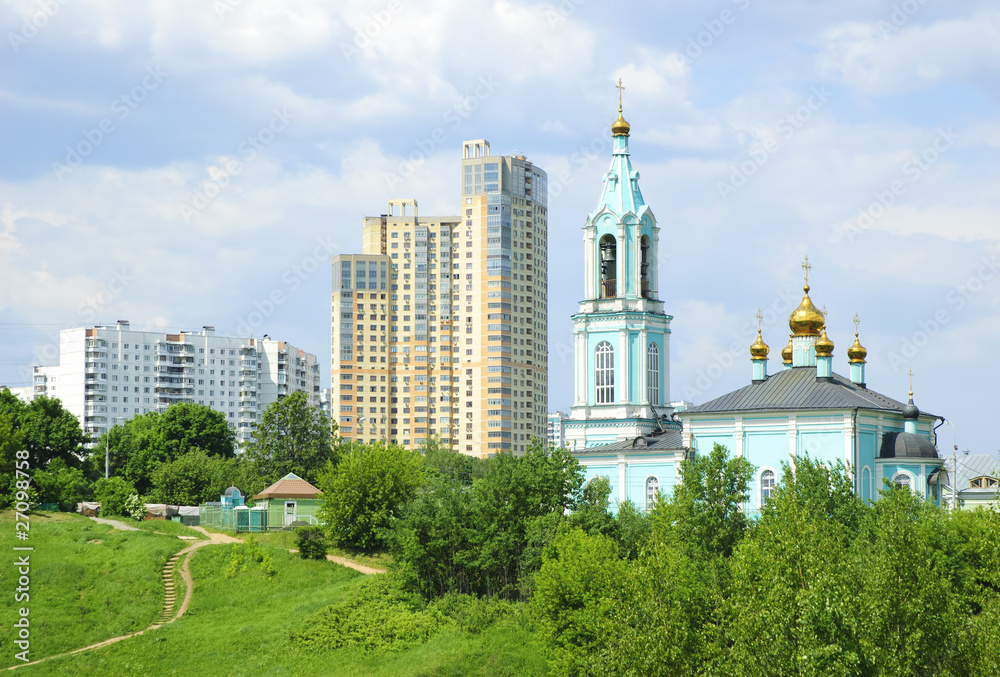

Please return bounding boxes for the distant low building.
[942,453,1000,511]
[253,473,324,529]
[29,322,320,448]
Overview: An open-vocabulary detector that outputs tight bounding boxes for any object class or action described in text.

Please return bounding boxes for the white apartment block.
[547,411,567,450]
[31,321,320,447]
[332,140,549,458]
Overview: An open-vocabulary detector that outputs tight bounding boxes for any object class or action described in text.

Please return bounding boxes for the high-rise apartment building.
[31,321,320,447]
[331,140,548,458]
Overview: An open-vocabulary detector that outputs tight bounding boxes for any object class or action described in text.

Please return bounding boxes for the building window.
[970,476,998,489]
[645,476,659,511]
[862,466,872,502]
[647,342,660,405]
[595,341,615,404]
[894,473,912,491]
[760,469,776,505]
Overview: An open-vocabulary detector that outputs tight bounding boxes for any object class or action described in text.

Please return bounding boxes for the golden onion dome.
[750,329,769,360]
[612,108,630,136]
[847,332,867,363]
[788,284,825,336]
[781,335,793,364]
[815,327,834,357]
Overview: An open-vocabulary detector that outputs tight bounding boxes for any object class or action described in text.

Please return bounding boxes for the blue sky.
[1,0,998,455]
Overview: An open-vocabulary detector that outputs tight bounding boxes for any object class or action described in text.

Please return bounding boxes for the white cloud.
[816,10,1000,94]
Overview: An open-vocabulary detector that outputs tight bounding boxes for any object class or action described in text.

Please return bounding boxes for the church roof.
[576,426,684,453]
[685,367,940,418]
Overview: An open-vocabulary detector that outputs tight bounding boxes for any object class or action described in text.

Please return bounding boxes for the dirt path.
[288,549,386,575]
[88,516,140,531]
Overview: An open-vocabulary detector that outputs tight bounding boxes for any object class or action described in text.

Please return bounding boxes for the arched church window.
[645,476,659,511]
[595,342,615,404]
[894,473,912,491]
[599,235,617,298]
[970,476,999,489]
[862,467,872,502]
[647,342,660,405]
[760,469,776,505]
[640,235,651,300]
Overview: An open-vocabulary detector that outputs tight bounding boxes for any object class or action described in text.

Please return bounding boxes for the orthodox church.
[566,93,947,512]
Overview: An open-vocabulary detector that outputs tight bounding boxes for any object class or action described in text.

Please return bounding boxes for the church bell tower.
[564,82,674,450]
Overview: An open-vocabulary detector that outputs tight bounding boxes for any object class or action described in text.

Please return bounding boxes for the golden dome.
[847,332,867,363]
[781,335,793,364]
[612,107,630,136]
[750,329,769,360]
[788,285,825,336]
[815,327,834,357]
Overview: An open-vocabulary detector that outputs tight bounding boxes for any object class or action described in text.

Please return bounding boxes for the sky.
[1,0,998,455]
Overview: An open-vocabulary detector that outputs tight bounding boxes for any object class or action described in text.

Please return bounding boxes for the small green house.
[253,473,324,529]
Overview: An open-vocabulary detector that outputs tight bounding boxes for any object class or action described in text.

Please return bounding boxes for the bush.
[93,476,136,517]
[125,493,145,521]
[296,526,328,560]
[292,575,445,654]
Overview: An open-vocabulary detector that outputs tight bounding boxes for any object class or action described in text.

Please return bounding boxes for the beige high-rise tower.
[331,141,548,457]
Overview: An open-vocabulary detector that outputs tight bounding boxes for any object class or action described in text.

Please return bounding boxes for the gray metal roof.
[576,425,685,453]
[685,367,939,418]
[944,454,1000,489]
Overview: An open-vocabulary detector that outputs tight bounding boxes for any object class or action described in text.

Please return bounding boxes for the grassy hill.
[5,512,548,676]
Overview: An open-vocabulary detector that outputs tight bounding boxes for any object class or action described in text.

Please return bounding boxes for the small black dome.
[879,431,938,459]
[902,402,919,419]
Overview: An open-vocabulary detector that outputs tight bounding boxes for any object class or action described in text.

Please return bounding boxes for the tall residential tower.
[332,141,549,457]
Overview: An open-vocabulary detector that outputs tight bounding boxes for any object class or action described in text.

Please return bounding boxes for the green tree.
[532,528,625,677]
[651,443,754,561]
[0,389,88,470]
[471,441,585,598]
[32,458,91,511]
[421,442,487,485]
[319,442,424,551]
[92,403,235,495]
[0,410,24,509]
[245,391,335,485]
[147,450,242,505]
[93,476,137,516]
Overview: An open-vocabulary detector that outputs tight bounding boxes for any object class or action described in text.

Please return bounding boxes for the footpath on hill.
[8,517,378,671]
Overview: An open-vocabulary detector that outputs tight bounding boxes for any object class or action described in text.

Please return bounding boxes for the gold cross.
[907,368,914,395]
[755,309,763,331]
[822,305,828,319]
[802,255,811,285]
[853,313,860,334]
[616,78,625,112]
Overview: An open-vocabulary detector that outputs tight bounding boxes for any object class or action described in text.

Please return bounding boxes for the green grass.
[16,538,548,676]
[0,511,187,668]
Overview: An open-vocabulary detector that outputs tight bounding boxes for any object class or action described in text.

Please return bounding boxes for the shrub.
[225,536,276,578]
[125,493,145,521]
[93,476,136,517]
[296,526,328,560]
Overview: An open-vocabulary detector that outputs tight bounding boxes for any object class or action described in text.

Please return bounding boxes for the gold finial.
[612,79,630,137]
[907,368,913,398]
[848,315,867,364]
[802,255,812,290]
[750,310,769,360]
[853,313,860,335]
[788,258,824,337]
